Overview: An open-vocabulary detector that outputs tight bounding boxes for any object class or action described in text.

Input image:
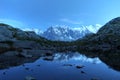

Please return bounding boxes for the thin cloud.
[60,18,83,25]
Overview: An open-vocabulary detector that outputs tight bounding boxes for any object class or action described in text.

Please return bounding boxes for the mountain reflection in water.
[0,51,120,80]
[54,52,101,64]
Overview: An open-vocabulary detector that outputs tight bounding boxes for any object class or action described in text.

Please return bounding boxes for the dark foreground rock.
[0,50,53,69]
[78,50,120,72]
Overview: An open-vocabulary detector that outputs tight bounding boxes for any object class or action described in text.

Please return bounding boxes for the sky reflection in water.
[0,52,120,80]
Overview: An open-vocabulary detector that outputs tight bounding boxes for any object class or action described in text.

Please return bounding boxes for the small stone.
[25,67,30,70]
[3,72,6,75]
[37,64,40,67]
[76,65,84,69]
[22,64,25,66]
[25,76,36,80]
[81,71,85,74]
[45,52,52,56]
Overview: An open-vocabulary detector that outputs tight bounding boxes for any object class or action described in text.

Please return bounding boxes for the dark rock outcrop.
[76,17,120,51]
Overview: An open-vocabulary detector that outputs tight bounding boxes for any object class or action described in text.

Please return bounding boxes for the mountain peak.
[40,25,92,41]
[110,17,120,23]
[97,17,120,35]
[48,25,69,30]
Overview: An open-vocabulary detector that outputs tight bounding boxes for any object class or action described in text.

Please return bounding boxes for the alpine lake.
[0,51,120,80]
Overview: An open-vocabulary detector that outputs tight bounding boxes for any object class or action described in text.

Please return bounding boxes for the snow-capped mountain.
[73,24,102,33]
[39,25,94,41]
[23,25,102,41]
[86,24,102,33]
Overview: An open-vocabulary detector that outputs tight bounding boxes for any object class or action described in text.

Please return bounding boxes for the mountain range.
[36,24,102,41]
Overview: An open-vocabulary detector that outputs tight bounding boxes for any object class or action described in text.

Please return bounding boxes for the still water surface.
[0,52,120,80]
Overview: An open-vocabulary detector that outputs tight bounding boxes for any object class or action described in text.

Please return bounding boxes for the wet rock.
[76,65,84,69]
[16,51,33,58]
[3,72,6,75]
[45,52,53,56]
[22,64,25,66]
[3,51,18,56]
[25,76,36,80]
[16,53,25,58]
[13,41,41,49]
[25,68,29,70]
[81,71,85,74]
[24,54,33,58]
[36,64,40,67]
[43,56,53,61]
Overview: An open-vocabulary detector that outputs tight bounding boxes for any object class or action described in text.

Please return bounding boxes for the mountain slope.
[0,23,48,41]
[0,23,50,53]
[76,17,120,51]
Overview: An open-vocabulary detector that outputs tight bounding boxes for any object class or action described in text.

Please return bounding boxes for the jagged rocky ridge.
[0,23,48,50]
[39,25,101,41]
[22,25,101,41]
[40,26,91,41]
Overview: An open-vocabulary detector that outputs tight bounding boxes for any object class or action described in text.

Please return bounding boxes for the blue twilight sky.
[0,0,120,30]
